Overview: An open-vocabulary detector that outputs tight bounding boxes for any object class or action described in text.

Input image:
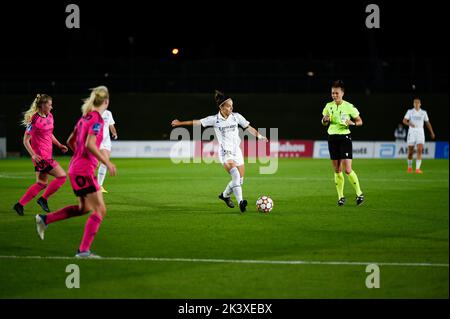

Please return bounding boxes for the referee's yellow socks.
[347,170,363,196]
[334,172,345,199]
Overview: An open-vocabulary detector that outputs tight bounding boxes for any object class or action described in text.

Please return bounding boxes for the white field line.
[0,255,447,267]
[1,173,447,183]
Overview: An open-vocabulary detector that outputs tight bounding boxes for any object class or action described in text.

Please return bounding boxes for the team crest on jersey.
[92,122,101,133]
[26,124,32,132]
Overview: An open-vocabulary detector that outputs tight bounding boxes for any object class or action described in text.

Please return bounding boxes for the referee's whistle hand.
[345,119,355,126]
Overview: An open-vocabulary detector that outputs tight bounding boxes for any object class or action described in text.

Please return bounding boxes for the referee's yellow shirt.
[322,100,360,135]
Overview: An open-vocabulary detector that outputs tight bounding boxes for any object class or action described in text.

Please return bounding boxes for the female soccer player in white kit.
[403,97,435,173]
[97,109,118,192]
[171,90,268,212]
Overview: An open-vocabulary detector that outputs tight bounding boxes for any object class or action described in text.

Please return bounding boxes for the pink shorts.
[69,173,100,197]
[33,158,59,173]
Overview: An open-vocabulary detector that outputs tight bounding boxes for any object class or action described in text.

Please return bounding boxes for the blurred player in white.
[394,123,407,142]
[403,97,435,174]
[97,109,118,192]
[171,90,268,213]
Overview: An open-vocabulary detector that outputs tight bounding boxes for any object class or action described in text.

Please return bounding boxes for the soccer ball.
[256,196,274,213]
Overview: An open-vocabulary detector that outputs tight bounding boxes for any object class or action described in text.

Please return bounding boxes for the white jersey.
[394,127,407,141]
[200,112,249,156]
[404,108,429,131]
[100,110,115,150]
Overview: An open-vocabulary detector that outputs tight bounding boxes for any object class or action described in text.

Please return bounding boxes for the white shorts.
[100,139,112,151]
[407,129,425,146]
[219,148,244,166]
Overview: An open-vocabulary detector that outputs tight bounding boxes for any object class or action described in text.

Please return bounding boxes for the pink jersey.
[69,111,104,176]
[25,112,54,159]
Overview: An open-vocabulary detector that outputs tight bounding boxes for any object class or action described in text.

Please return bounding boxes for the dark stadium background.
[0,1,448,154]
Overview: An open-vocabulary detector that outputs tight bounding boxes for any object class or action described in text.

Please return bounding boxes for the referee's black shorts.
[328,134,353,160]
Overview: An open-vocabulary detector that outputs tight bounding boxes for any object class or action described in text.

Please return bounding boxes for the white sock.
[240,177,244,185]
[416,160,422,170]
[407,159,413,168]
[230,167,243,204]
[98,164,107,186]
[222,181,233,198]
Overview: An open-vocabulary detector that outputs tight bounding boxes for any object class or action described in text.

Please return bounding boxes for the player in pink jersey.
[13,94,68,216]
[35,86,116,259]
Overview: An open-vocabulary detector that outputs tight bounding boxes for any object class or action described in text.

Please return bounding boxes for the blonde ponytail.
[81,86,109,116]
[22,94,52,126]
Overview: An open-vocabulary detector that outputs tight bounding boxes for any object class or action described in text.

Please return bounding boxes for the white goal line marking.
[0,255,447,267]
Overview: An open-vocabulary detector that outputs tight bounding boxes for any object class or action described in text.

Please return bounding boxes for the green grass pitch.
[0,157,448,298]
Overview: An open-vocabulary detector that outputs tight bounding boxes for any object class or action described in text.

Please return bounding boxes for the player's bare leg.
[343,159,364,206]
[237,164,245,179]
[416,144,424,173]
[219,162,235,208]
[13,172,49,216]
[236,164,247,211]
[407,145,415,173]
[35,192,88,241]
[98,149,111,193]
[220,161,247,212]
[76,191,106,258]
[37,165,67,212]
[332,160,345,206]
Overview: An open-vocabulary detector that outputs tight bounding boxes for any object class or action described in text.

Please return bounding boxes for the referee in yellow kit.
[321,80,364,206]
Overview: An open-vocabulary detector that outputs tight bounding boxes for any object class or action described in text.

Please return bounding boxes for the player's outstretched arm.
[321,115,330,126]
[52,134,68,153]
[86,134,116,176]
[110,124,118,140]
[23,133,41,162]
[425,121,436,139]
[66,130,77,152]
[403,117,414,128]
[171,119,201,127]
[246,125,268,142]
[346,116,363,127]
